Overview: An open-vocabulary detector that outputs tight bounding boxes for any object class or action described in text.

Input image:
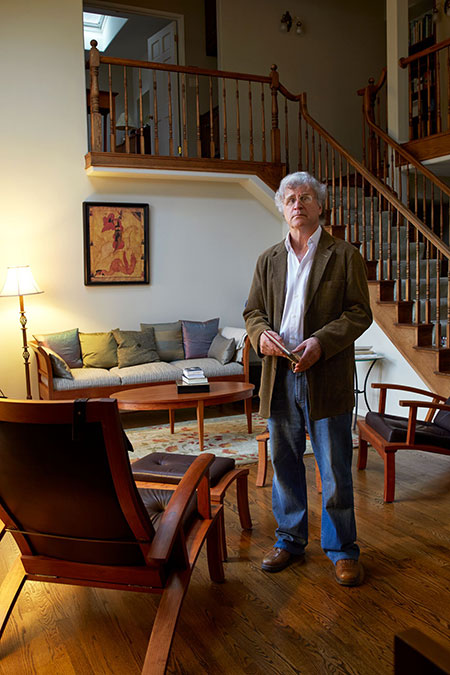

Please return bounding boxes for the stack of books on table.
[177,367,210,393]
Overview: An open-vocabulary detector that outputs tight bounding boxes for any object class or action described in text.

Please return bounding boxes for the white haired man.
[244,171,372,585]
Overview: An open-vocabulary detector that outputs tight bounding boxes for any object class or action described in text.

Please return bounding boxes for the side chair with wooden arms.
[0,398,225,675]
[357,383,450,502]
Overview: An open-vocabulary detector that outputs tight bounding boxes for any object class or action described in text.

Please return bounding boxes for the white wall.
[0,0,282,398]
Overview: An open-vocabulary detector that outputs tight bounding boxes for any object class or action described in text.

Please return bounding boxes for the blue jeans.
[267,363,359,563]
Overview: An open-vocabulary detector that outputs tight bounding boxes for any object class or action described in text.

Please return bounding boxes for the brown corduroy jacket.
[243,228,372,420]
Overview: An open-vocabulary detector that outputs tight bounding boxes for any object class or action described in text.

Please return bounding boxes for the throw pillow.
[140,321,184,361]
[79,331,118,369]
[181,318,219,359]
[42,346,74,380]
[207,333,236,365]
[33,328,82,368]
[112,329,160,368]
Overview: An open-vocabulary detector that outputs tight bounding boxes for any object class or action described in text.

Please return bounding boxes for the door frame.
[83,0,186,66]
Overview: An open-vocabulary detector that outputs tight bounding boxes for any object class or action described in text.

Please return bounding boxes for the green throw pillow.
[79,332,118,369]
[112,329,160,368]
[33,328,82,368]
[140,321,184,361]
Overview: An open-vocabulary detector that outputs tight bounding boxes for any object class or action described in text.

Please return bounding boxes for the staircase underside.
[401,130,450,163]
[369,282,450,395]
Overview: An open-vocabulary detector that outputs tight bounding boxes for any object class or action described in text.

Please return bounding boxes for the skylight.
[83,12,128,51]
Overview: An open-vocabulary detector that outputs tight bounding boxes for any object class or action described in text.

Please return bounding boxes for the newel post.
[270,64,281,163]
[89,40,102,152]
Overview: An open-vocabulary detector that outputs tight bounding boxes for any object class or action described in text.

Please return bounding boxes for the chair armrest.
[371,382,445,414]
[147,453,214,564]
[398,400,450,444]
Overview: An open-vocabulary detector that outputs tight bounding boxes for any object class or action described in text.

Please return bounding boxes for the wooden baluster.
[425,238,431,324]
[209,76,215,158]
[370,184,375,263]
[153,70,159,156]
[405,167,411,302]
[408,64,414,141]
[260,83,266,163]
[181,73,188,156]
[362,105,367,167]
[414,167,418,217]
[318,132,322,181]
[284,98,289,172]
[436,248,441,348]
[167,72,174,155]
[305,121,309,172]
[195,75,201,157]
[138,68,144,154]
[223,78,229,160]
[124,66,130,153]
[346,159,350,241]
[236,79,242,161]
[298,102,302,170]
[339,155,344,229]
[436,51,442,134]
[386,202,392,281]
[311,127,316,176]
[422,174,427,227]
[415,224,421,323]
[248,81,254,161]
[418,59,422,138]
[426,55,432,136]
[331,147,336,226]
[108,64,116,152]
[396,189,401,301]
[396,152,402,302]
[447,265,450,348]
[354,168,359,245]
[324,140,329,211]
[89,40,102,152]
[390,146,395,191]
[270,64,280,163]
[361,175,367,260]
[378,188,384,279]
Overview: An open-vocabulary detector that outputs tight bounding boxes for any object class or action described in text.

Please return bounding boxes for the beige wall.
[0,0,282,398]
[217,0,386,159]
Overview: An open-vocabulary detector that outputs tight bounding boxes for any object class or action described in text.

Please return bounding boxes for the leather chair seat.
[138,487,197,530]
[132,452,236,488]
[365,412,450,450]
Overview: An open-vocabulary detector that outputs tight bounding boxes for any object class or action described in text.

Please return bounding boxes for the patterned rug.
[124,413,356,465]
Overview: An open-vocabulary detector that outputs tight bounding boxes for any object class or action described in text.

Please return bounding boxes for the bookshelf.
[408,9,436,138]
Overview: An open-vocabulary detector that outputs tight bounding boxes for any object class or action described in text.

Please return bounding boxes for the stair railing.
[291,90,450,352]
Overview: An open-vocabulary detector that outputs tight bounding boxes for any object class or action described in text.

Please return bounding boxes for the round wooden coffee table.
[112,381,255,451]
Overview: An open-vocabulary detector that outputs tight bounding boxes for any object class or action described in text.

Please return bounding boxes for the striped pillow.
[140,321,184,361]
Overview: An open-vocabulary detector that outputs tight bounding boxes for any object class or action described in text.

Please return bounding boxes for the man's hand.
[292,337,322,373]
[259,330,287,357]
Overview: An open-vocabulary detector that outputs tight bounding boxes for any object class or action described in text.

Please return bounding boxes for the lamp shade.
[116,112,136,130]
[0,266,43,297]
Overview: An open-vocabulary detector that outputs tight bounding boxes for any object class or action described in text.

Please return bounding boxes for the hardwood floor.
[0,433,449,673]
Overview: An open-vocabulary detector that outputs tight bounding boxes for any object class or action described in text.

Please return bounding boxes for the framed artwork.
[83,202,149,285]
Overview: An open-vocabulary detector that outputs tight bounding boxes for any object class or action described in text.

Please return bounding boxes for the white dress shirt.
[279,226,322,350]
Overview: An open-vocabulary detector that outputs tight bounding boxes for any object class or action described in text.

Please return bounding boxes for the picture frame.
[83,202,149,285]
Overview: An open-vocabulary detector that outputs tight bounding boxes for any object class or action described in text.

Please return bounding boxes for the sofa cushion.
[170,357,244,378]
[79,331,118,368]
[181,318,219,359]
[110,362,182,386]
[208,333,235,365]
[52,367,121,391]
[34,328,82,368]
[42,347,74,380]
[140,321,184,361]
[112,329,159,368]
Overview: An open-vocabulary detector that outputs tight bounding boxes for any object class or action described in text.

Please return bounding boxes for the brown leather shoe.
[261,547,304,573]
[334,559,364,586]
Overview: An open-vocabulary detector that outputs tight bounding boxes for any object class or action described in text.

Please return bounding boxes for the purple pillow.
[181,318,219,359]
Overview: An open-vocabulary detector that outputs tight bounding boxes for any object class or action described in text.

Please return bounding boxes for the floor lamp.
[0,266,43,399]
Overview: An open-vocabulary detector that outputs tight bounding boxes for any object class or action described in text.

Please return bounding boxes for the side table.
[354,353,384,427]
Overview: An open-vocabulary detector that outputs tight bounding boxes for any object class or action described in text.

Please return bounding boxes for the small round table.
[112,381,255,451]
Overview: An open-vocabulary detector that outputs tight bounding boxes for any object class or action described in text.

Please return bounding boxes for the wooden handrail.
[399,36,450,67]
[298,92,450,260]
[359,79,450,199]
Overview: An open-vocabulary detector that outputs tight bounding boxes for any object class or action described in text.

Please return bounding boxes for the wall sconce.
[295,19,303,35]
[0,266,43,399]
[280,11,292,32]
[445,0,450,17]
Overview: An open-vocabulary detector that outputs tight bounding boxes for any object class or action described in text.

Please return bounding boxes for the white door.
[147,21,180,156]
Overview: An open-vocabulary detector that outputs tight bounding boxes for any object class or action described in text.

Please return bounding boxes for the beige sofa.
[30,326,250,400]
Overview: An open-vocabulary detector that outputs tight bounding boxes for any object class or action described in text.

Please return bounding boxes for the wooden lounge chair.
[0,398,224,674]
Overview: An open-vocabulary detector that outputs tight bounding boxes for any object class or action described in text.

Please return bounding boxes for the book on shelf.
[182,375,209,385]
[182,366,205,379]
[176,380,210,393]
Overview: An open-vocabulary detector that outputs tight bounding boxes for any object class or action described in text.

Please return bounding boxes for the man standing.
[244,171,372,585]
